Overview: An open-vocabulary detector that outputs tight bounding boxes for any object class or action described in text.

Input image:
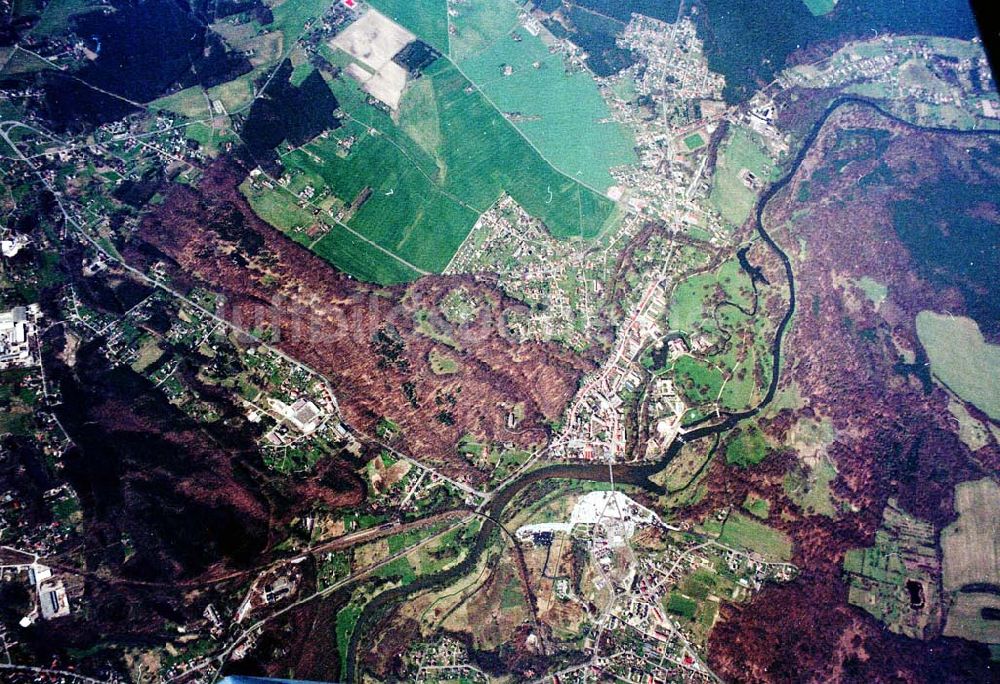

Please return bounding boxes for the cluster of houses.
[780,35,999,124]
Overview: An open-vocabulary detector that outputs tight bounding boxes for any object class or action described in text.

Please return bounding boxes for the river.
[342,95,1000,682]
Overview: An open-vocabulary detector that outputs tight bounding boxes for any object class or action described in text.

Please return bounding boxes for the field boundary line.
[254,168,430,276]
[442,56,613,206]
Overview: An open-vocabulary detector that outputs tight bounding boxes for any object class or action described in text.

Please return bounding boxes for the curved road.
[338,95,1000,681]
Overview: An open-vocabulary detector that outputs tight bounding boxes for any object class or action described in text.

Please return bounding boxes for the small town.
[0,0,996,681]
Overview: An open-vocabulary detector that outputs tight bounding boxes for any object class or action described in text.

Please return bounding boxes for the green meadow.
[684,132,706,150]
[667,258,770,411]
[917,311,1000,420]
[719,513,792,561]
[710,125,777,227]
[264,59,617,281]
[374,0,635,192]
[450,0,635,191]
[726,425,768,468]
[150,86,212,118]
[269,0,333,45]
[367,0,450,53]
[443,0,520,62]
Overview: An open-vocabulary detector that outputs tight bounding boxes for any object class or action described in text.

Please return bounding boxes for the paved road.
[0,663,111,683]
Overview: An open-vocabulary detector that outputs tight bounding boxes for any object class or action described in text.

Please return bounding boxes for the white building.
[0,305,39,369]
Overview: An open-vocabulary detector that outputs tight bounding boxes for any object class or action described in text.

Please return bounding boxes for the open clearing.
[719,512,792,561]
[743,495,770,519]
[710,125,777,227]
[947,397,992,451]
[941,478,1000,644]
[150,86,213,119]
[942,478,1000,590]
[428,348,460,375]
[916,311,1000,420]
[802,0,837,16]
[784,457,838,517]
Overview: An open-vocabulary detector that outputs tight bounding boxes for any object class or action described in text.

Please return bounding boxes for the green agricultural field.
[406,60,614,238]
[501,579,527,609]
[373,0,634,191]
[184,121,238,157]
[682,569,728,600]
[285,121,479,273]
[290,58,315,86]
[844,500,939,639]
[450,0,636,191]
[719,513,792,561]
[710,125,777,227]
[268,0,330,45]
[266,59,617,281]
[373,556,417,585]
[444,0,520,62]
[917,311,1000,420]
[367,0,449,53]
[398,76,444,168]
[241,178,316,234]
[386,522,446,553]
[942,478,1000,592]
[0,46,55,76]
[940,479,1000,643]
[687,226,713,241]
[314,226,425,282]
[150,86,212,118]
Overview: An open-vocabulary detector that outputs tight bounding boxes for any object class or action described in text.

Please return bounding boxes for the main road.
[342,94,946,684]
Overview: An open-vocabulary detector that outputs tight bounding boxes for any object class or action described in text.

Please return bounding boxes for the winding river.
[342,96,1000,681]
